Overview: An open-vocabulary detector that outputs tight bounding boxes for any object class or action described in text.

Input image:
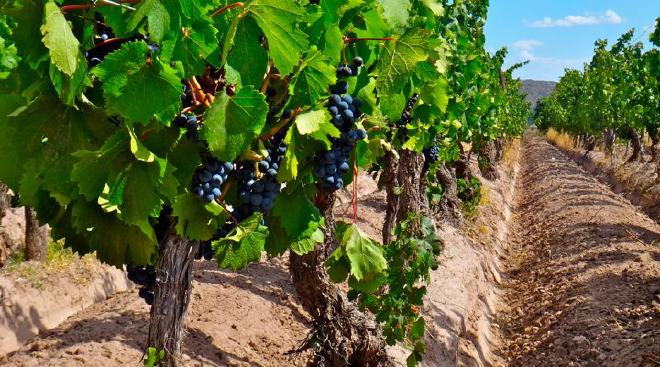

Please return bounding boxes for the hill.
[520,80,557,109]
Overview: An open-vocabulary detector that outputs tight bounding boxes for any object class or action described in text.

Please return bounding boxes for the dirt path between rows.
[499,133,660,367]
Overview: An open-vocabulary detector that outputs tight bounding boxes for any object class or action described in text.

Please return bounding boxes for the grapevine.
[535,21,659,163]
[0,0,532,365]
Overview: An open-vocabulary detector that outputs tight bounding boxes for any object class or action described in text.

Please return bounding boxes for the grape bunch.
[235,136,287,220]
[423,141,440,172]
[314,59,367,191]
[173,114,200,139]
[327,93,362,131]
[127,265,156,305]
[336,56,364,78]
[181,83,194,108]
[397,93,420,128]
[314,131,365,190]
[192,159,234,203]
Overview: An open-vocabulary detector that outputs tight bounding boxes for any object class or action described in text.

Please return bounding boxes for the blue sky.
[484,1,660,81]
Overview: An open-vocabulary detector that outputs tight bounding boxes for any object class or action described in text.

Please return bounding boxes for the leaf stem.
[259,60,274,94]
[61,0,139,12]
[211,2,245,18]
[139,128,156,141]
[259,107,302,142]
[343,37,395,44]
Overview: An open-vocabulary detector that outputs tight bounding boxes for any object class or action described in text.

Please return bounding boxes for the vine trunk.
[148,223,199,367]
[478,140,500,180]
[24,207,48,261]
[289,191,391,367]
[627,129,643,162]
[436,164,463,225]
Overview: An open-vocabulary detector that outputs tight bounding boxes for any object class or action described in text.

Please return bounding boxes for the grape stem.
[61,0,139,12]
[343,37,395,44]
[352,142,358,224]
[259,60,275,95]
[211,2,244,18]
[258,107,302,142]
[139,128,155,142]
[215,179,240,225]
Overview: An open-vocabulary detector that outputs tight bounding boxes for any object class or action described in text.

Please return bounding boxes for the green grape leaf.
[41,1,80,76]
[48,55,92,106]
[0,16,20,79]
[71,201,157,266]
[288,48,336,107]
[348,273,387,293]
[168,138,202,188]
[354,7,390,39]
[71,132,131,200]
[93,41,182,124]
[263,216,291,256]
[6,95,100,201]
[271,186,324,254]
[336,222,387,281]
[277,127,299,181]
[327,247,350,283]
[377,0,411,32]
[295,109,340,146]
[213,213,268,271]
[422,0,444,16]
[201,86,268,162]
[162,14,218,77]
[247,0,309,75]
[127,0,170,42]
[172,193,227,241]
[376,28,439,96]
[127,127,157,162]
[119,162,163,228]
[0,94,25,188]
[290,227,324,255]
[227,16,267,88]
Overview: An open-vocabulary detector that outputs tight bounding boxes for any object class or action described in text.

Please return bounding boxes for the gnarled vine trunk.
[455,147,473,181]
[436,164,462,225]
[0,183,10,267]
[395,149,429,221]
[24,207,48,261]
[383,149,430,245]
[494,138,504,163]
[148,221,199,367]
[289,191,391,367]
[627,129,643,162]
[382,152,399,245]
[0,182,9,221]
[478,140,499,181]
[584,134,596,152]
[603,128,616,155]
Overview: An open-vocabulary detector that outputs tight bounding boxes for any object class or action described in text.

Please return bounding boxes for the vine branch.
[211,2,244,18]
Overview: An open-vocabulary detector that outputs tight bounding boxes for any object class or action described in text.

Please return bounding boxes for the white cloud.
[511,40,542,51]
[509,39,588,71]
[528,10,623,28]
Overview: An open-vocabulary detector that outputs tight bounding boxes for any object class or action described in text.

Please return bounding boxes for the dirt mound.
[500,133,660,366]
[0,259,311,367]
[546,130,659,222]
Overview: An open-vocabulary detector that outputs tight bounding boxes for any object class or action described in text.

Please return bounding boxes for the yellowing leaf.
[41,1,80,76]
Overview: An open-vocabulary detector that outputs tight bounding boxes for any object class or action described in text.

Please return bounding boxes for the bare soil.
[500,133,660,367]
[546,132,659,222]
[1,133,658,367]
